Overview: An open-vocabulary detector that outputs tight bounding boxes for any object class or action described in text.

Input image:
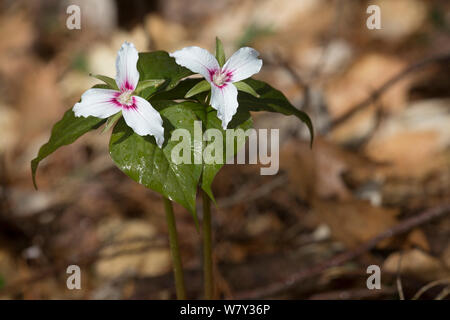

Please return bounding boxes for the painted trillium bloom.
[73,42,164,147]
[170,46,263,129]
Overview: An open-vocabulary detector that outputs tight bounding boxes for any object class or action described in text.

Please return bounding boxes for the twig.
[234,203,450,299]
[277,56,311,111]
[412,278,450,300]
[396,251,405,300]
[217,175,288,209]
[327,52,450,132]
[435,286,450,300]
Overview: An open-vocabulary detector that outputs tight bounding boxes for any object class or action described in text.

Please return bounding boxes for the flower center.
[212,69,232,87]
[117,90,133,106]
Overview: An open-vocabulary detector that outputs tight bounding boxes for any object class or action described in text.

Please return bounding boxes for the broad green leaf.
[137,51,193,99]
[109,101,203,221]
[90,74,118,90]
[31,109,105,188]
[239,78,314,145]
[178,103,253,202]
[215,37,226,67]
[201,108,253,202]
[185,80,211,98]
[102,111,122,134]
[233,81,260,98]
[135,79,165,95]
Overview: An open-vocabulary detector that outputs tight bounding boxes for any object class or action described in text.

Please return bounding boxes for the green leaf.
[90,74,118,90]
[239,78,314,145]
[185,80,211,98]
[192,106,253,202]
[109,101,203,221]
[102,111,122,134]
[137,51,193,99]
[135,79,165,95]
[233,81,260,98]
[215,37,226,67]
[31,109,105,189]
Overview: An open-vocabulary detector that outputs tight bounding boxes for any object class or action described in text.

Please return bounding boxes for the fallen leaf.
[383,249,449,282]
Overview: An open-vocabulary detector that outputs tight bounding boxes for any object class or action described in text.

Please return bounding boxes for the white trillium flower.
[170,46,263,129]
[73,42,165,147]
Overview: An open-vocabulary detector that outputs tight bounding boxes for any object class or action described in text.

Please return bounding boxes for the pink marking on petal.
[109,94,137,110]
[109,98,123,108]
[215,83,228,89]
[122,96,138,110]
[210,68,233,88]
[225,70,234,82]
[208,68,218,82]
[120,80,135,92]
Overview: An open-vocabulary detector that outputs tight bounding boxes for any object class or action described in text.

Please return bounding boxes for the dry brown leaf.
[281,138,376,201]
[383,249,449,282]
[365,99,450,178]
[327,54,410,143]
[369,0,427,41]
[0,12,35,78]
[312,199,399,248]
[95,219,170,278]
[16,63,63,140]
[405,228,430,252]
[145,14,188,51]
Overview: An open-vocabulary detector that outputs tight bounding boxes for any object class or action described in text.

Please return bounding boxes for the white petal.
[73,88,120,118]
[122,96,165,147]
[223,47,263,82]
[115,41,140,91]
[170,46,219,81]
[210,84,238,129]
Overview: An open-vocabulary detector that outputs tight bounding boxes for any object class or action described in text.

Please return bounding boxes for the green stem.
[163,197,186,300]
[202,190,214,299]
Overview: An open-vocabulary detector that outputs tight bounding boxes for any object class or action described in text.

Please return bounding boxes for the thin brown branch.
[396,251,405,300]
[277,57,311,111]
[234,203,450,299]
[435,286,450,300]
[327,52,450,132]
[412,278,450,300]
[217,175,288,209]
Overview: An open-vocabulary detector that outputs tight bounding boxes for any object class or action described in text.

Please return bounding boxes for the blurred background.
[0,0,449,299]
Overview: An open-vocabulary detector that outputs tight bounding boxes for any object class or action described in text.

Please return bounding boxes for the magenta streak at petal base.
[109,92,137,110]
[120,80,135,91]
[208,68,233,88]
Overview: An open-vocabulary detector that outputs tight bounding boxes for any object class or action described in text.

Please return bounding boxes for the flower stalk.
[163,197,186,299]
[202,190,214,299]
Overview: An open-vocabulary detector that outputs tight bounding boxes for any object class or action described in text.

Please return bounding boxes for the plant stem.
[163,197,186,300]
[202,190,214,299]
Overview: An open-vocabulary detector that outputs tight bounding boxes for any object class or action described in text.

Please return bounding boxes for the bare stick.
[412,278,450,300]
[234,203,450,299]
[327,53,450,132]
[396,251,405,300]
